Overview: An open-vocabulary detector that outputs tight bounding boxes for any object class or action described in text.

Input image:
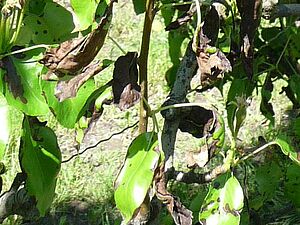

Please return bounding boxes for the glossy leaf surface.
[114,132,159,223]
[20,117,61,216]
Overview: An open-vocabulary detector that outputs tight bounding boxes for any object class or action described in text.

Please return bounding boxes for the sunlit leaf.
[199,174,244,225]
[114,132,159,223]
[0,93,11,160]
[20,117,61,216]
[0,52,49,116]
[274,135,300,166]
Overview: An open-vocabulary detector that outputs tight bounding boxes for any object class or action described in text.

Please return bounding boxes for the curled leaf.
[112,52,141,110]
[155,164,193,225]
[40,0,115,76]
[237,0,262,79]
[54,59,113,102]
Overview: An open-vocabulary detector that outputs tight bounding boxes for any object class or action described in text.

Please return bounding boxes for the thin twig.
[62,121,138,163]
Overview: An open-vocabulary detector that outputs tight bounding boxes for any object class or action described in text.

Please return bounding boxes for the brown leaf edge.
[155,164,193,225]
[112,52,141,111]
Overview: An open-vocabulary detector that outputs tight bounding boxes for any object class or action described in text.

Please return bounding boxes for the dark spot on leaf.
[213,181,220,189]
[37,20,41,25]
[57,38,61,42]
[43,30,48,34]
[35,31,39,35]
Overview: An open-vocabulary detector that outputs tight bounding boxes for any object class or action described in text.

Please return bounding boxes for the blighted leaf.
[42,79,110,128]
[284,163,300,207]
[236,0,262,79]
[165,4,196,31]
[187,113,225,168]
[0,52,49,116]
[178,105,214,138]
[40,1,114,76]
[55,59,113,102]
[114,132,159,223]
[199,174,244,225]
[0,56,26,103]
[20,117,61,216]
[155,164,193,225]
[0,94,11,160]
[202,4,220,46]
[274,135,300,165]
[112,52,141,110]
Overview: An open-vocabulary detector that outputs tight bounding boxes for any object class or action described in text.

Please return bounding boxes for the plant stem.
[138,0,155,133]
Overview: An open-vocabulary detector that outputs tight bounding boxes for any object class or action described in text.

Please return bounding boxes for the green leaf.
[132,0,146,15]
[274,135,300,166]
[71,0,99,31]
[254,162,282,199]
[20,117,61,216]
[284,163,300,207]
[42,79,110,128]
[0,52,49,116]
[293,117,300,139]
[114,132,159,223]
[199,174,244,225]
[0,93,11,160]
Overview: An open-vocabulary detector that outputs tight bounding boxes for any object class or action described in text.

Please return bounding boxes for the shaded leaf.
[199,174,243,225]
[40,1,114,76]
[132,0,146,15]
[0,52,49,116]
[284,163,300,207]
[155,164,193,225]
[114,132,159,223]
[260,75,274,125]
[274,135,300,166]
[20,117,61,216]
[55,59,113,102]
[112,52,141,110]
[236,0,262,79]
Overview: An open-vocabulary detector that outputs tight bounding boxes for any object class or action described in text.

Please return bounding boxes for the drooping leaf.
[55,59,113,102]
[112,52,141,110]
[20,117,61,216]
[154,164,193,225]
[284,163,300,207]
[199,174,244,225]
[114,132,159,223]
[70,0,98,31]
[274,135,300,165]
[236,0,262,79]
[0,93,11,160]
[42,78,110,128]
[0,52,49,116]
[40,1,114,76]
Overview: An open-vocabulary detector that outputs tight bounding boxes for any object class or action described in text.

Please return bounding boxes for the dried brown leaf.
[112,52,141,111]
[237,0,262,79]
[40,0,115,77]
[54,60,110,102]
[155,165,193,225]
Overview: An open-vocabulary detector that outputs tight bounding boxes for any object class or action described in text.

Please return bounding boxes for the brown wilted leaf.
[112,52,141,111]
[40,0,115,77]
[155,164,193,225]
[165,4,196,31]
[237,0,262,79]
[54,60,111,102]
[0,56,27,103]
[178,105,214,138]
